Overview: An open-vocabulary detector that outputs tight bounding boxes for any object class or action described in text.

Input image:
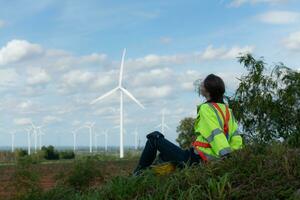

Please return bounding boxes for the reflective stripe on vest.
[193,103,231,161]
[211,102,230,139]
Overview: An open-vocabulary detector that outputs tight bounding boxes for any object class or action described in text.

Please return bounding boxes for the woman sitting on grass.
[133,74,243,175]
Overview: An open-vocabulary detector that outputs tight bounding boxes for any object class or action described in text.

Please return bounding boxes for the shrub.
[0,151,15,162]
[41,145,59,160]
[59,151,75,159]
[58,156,102,191]
[10,156,42,199]
[14,149,28,158]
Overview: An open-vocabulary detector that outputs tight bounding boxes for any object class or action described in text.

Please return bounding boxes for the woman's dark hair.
[203,74,225,103]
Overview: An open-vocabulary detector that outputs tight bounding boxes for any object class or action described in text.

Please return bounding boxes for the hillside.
[6,143,300,200]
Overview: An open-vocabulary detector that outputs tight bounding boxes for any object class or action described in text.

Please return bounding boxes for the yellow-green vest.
[194,103,243,160]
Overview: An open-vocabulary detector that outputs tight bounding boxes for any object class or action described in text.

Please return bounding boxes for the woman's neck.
[205,96,224,104]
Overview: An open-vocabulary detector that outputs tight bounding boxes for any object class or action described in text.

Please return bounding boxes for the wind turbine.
[30,122,43,153]
[156,109,170,135]
[71,129,77,152]
[133,127,139,150]
[81,122,95,153]
[90,49,145,158]
[103,129,108,152]
[95,129,109,152]
[94,130,107,153]
[38,127,45,150]
[10,131,16,153]
[25,128,32,155]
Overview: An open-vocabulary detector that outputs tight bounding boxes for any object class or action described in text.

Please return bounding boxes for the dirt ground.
[0,160,137,199]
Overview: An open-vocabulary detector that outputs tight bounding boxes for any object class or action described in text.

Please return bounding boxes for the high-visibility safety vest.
[193,102,243,162]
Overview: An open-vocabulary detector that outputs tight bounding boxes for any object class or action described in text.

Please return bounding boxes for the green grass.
[9,143,300,200]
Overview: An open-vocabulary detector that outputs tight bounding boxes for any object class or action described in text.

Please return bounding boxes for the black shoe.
[132,165,145,177]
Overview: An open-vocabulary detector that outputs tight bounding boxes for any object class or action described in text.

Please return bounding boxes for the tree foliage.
[176,117,196,149]
[229,54,300,146]
[41,145,60,160]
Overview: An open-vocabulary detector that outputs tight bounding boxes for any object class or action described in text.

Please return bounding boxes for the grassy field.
[0,144,299,200]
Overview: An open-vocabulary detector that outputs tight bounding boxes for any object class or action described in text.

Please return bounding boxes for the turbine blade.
[30,122,35,129]
[119,48,126,87]
[90,87,119,105]
[121,87,145,109]
[155,124,162,129]
[164,124,171,130]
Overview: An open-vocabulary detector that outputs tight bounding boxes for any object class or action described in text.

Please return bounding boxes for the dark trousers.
[134,131,201,172]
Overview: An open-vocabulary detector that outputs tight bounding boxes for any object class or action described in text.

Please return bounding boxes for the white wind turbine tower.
[71,129,78,152]
[95,129,109,152]
[30,122,43,153]
[94,132,100,152]
[10,131,16,153]
[103,129,109,152]
[81,122,95,153]
[72,126,83,152]
[38,127,45,150]
[25,128,32,155]
[156,109,170,135]
[90,49,145,158]
[133,127,139,150]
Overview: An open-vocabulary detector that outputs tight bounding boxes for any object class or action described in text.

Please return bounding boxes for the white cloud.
[93,107,117,116]
[160,37,172,44]
[14,118,32,125]
[79,53,107,64]
[136,85,173,99]
[229,0,288,7]
[129,54,187,69]
[128,45,254,69]
[0,40,43,65]
[200,45,254,60]
[282,31,300,51]
[0,20,5,28]
[17,100,33,110]
[91,74,114,90]
[178,70,202,92]
[62,70,95,87]
[200,46,226,60]
[42,115,62,125]
[27,67,51,85]
[258,11,300,24]
[132,68,173,87]
[0,68,18,86]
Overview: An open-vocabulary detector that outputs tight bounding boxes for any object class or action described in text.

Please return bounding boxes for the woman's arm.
[229,114,243,150]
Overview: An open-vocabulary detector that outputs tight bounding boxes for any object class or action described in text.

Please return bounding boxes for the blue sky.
[0,0,300,149]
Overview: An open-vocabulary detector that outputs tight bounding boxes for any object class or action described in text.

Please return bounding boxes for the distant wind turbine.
[25,128,32,155]
[90,49,145,158]
[38,127,45,150]
[71,129,77,152]
[133,127,139,150]
[81,122,95,153]
[10,131,16,153]
[30,122,43,153]
[156,109,170,135]
[94,129,108,153]
[103,129,109,152]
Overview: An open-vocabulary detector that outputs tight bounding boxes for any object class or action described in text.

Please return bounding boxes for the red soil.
[0,160,137,200]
